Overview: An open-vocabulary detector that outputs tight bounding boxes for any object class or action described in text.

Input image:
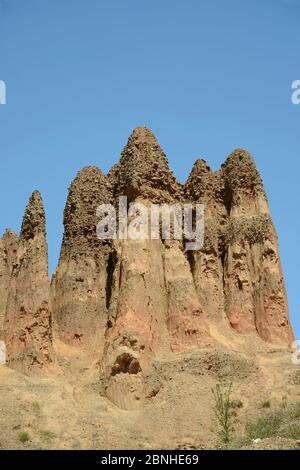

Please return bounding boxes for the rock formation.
[184,148,293,344]
[109,126,183,204]
[0,230,19,338]
[0,127,294,389]
[51,166,112,345]
[221,149,293,344]
[184,160,226,322]
[3,191,54,373]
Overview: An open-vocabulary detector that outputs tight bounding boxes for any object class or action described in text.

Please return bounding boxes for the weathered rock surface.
[163,239,212,351]
[108,127,183,204]
[0,127,293,394]
[0,230,19,337]
[184,159,226,322]
[100,237,170,409]
[4,191,54,373]
[183,148,293,345]
[51,166,112,345]
[101,129,181,408]
[221,149,293,344]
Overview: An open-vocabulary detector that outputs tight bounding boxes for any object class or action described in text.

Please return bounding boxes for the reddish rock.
[221,149,294,344]
[163,240,212,351]
[0,128,293,388]
[184,159,226,322]
[52,166,112,345]
[108,126,183,204]
[0,230,19,338]
[4,191,54,373]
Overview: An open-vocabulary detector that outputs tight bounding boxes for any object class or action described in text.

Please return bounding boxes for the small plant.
[290,401,300,419]
[246,412,282,440]
[281,395,288,409]
[292,371,300,385]
[279,423,300,439]
[40,430,55,443]
[32,401,40,412]
[242,400,300,446]
[212,382,234,444]
[18,431,30,443]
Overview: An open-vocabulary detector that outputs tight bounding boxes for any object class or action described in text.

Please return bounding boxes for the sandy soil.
[1,324,300,450]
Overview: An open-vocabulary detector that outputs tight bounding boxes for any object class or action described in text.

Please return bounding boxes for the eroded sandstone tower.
[51,166,112,345]
[0,127,293,389]
[3,191,54,373]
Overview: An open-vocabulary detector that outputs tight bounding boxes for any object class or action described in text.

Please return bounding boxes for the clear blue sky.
[0,0,299,338]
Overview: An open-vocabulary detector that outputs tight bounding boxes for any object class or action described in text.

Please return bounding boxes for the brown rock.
[52,166,112,345]
[0,230,19,338]
[163,240,212,351]
[4,191,54,373]
[101,237,170,409]
[0,127,293,391]
[101,128,212,408]
[184,159,226,321]
[108,126,183,203]
[221,149,293,344]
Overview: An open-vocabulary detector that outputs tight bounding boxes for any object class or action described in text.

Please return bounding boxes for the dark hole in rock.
[111,353,142,376]
[74,333,83,341]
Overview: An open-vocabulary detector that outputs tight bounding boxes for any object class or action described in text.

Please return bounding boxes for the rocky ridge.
[0,127,294,409]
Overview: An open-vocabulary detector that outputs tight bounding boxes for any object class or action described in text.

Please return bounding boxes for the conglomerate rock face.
[220,149,293,344]
[0,127,294,397]
[108,127,183,204]
[51,166,112,345]
[100,128,211,409]
[184,159,227,322]
[3,191,54,373]
[0,230,19,337]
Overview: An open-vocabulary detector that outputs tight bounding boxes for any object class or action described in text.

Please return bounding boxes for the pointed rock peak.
[65,166,111,219]
[20,190,46,240]
[112,127,182,202]
[128,126,159,146]
[65,166,111,210]
[189,158,212,176]
[221,148,264,194]
[120,126,167,164]
[3,229,18,241]
[72,166,108,185]
[184,158,219,202]
[60,165,112,260]
[223,148,254,165]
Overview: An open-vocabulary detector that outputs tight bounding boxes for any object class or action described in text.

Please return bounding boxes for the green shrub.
[290,401,300,419]
[32,401,40,412]
[246,412,282,440]
[279,423,300,439]
[281,395,288,409]
[41,430,55,442]
[212,382,234,444]
[18,432,30,443]
[291,371,300,385]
